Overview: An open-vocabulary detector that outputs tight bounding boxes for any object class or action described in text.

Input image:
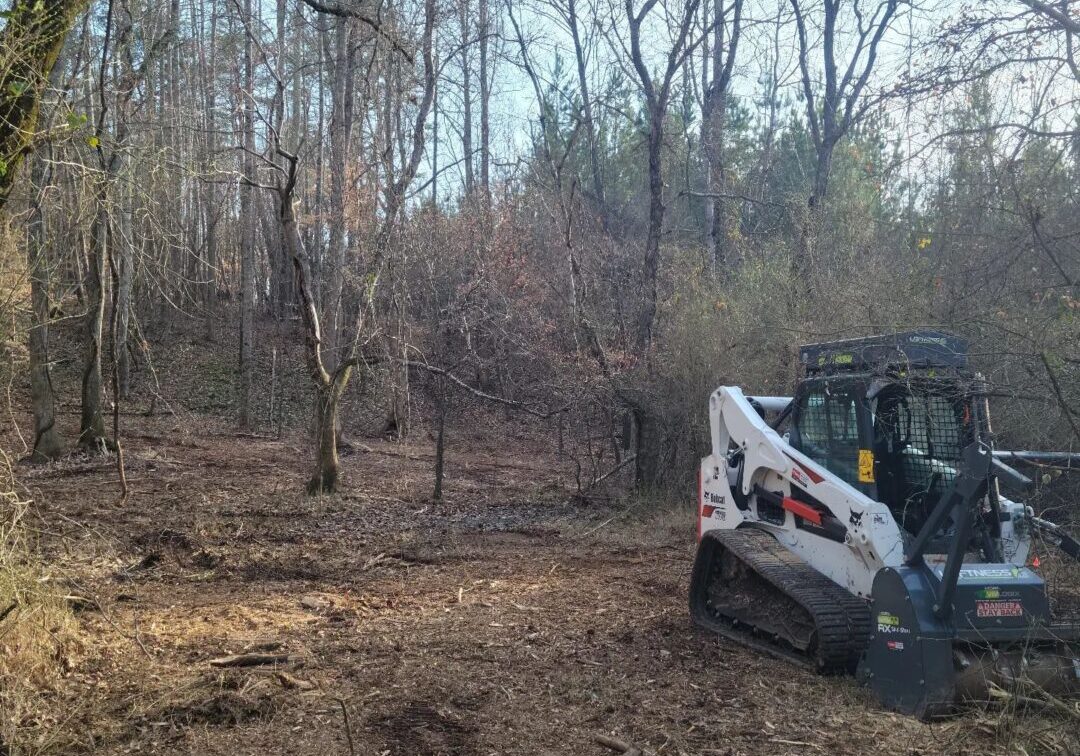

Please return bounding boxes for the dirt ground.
[0,398,1072,756]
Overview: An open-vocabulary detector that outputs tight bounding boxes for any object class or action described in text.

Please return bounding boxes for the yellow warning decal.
[858,449,875,483]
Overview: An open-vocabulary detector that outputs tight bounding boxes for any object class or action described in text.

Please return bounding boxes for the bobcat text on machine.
[689,331,1080,718]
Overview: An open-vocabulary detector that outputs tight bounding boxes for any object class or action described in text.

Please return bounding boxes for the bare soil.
[3,407,1073,756]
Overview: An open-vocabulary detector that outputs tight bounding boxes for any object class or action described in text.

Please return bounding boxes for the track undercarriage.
[689,528,870,673]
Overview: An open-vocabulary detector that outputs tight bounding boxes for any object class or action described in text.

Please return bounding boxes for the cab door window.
[794,387,861,487]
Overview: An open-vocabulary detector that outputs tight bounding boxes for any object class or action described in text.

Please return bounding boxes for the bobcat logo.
[849,511,863,527]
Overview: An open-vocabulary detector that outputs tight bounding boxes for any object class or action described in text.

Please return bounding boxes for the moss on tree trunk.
[0,0,90,211]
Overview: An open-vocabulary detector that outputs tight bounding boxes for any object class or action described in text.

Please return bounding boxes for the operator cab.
[785,332,999,552]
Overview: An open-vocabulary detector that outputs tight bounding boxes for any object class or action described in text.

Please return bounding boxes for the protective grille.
[874,385,971,531]
[904,394,964,478]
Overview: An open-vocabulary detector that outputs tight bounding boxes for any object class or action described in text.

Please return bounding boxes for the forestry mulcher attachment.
[689,331,1080,718]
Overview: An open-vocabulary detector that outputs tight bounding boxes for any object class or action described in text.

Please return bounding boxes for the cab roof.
[800,331,968,376]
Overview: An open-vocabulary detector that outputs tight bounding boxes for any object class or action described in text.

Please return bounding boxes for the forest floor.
[3,321,1078,755]
[5,415,1074,755]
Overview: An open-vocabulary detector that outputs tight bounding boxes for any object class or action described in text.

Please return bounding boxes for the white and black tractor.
[689,331,1080,718]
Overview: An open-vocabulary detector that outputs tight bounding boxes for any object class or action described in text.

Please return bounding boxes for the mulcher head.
[860,564,1080,719]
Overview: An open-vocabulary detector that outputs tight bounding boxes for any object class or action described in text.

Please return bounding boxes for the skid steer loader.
[689,331,1080,718]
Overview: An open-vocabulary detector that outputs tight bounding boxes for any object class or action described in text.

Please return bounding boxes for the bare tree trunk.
[200,0,220,340]
[279,0,437,493]
[278,155,353,494]
[82,0,147,449]
[811,143,834,207]
[238,0,256,429]
[567,0,606,223]
[789,0,901,273]
[325,18,349,368]
[637,112,665,352]
[478,0,491,206]
[80,195,109,450]
[112,54,136,400]
[702,0,742,270]
[633,406,661,491]
[27,156,64,461]
[800,143,834,272]
[310,26,328,305]
[311,376,349,493]
[269,0,292,319]
[705,97,727,268]
[459,0,475,199]
[433,375,447,501]
[701,0,710,246]
[78,0,121,451]
[623,0,704,486]
[114,180,133,397]
[432,79,439,205]
[202,191,219,338]
[626,0,702,353]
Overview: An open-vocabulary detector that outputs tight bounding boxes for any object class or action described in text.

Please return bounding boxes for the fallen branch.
[132,612,152,660]
[70,582,154,660]
[209,652,291,668]
[277,671,316,691]
[989,685,1080,721]
[595,734,643,756]
[566,455,637,519]
[579,515,617,539]
[770,738,825,751]
[678,187,790,210]
[362,552,387,570]
[585,455,636,492]
[63,594,99,612]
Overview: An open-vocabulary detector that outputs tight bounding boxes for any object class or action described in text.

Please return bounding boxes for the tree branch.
[1020,0,1080,35]
[1040,352,1080,444]
[789,0,821,149]
[404,360,567,418]
[298,0,415,63]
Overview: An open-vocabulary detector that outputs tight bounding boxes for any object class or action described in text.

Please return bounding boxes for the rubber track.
[691,528,871,674]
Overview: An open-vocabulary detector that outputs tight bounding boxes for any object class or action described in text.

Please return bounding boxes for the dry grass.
[0,455,81,755]
[1,231,84,753]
